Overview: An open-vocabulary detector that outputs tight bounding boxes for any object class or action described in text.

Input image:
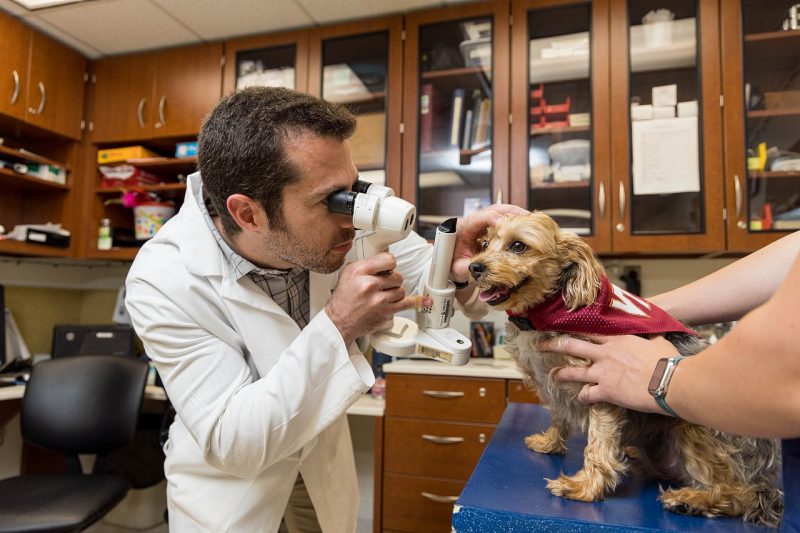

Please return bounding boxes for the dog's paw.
[546,473,603,502]
[659,487,722,519]
[524,432,566,454]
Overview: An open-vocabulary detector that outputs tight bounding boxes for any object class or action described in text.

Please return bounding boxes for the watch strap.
[652,354,687,417]
[452,279,470,290]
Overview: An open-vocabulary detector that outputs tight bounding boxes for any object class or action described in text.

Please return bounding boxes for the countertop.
[452,403,773,532]
[383,357,522,379]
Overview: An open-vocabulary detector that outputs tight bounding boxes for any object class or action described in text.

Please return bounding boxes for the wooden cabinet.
[382,373,505,532]
[511,0,724,254]
[720,1,800,252]
[307,16,404,191]
[0,10,85,140]
[224,29,309,95]
[401,1,510,240]
[91,43,223,142]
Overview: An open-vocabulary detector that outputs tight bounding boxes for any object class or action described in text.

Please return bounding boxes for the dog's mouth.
[478,277,530,306]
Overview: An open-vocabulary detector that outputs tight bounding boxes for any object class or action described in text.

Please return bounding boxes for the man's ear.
[226,194,265,232]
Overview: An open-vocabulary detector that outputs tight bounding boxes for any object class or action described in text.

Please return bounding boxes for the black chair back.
[21,355,148,457]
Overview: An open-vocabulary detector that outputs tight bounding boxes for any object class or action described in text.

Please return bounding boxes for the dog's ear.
[557,232,603,310]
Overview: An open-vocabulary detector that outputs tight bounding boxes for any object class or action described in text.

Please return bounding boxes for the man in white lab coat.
[125,87,523,532]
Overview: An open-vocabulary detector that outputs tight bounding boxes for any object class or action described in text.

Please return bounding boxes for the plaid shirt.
[197,184,309,328]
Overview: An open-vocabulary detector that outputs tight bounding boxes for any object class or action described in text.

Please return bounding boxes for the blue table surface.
[453,403,775,532]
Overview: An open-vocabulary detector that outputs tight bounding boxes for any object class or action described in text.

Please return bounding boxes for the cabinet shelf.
[0,145,70,170]
[115,156,197,176]
[422,66,490,81]
[85,248,139,261]
[0,239,69,258]
[744,29,800,43]
[747,108,800,119]
[749,171,800,179]
[530,124,590,137]
[326,91,386,105]
[95,183,187,195]
[0,167,69,192]
[531,179,590,190]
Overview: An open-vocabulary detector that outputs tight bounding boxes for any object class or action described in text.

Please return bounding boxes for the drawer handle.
[421,434,464,445]
[420,492,459,503]
[422,390,464,398]
[11,70,20,105]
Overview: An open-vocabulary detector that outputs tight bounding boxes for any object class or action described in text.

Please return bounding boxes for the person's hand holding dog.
[544,334,680,415]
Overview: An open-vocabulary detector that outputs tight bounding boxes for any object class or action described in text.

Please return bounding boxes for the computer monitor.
[51,324,135,358]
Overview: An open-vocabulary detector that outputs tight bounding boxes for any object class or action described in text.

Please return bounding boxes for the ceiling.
[0,0,473,59]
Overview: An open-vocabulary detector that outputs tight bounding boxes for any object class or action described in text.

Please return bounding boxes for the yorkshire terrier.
[468,212,783,527]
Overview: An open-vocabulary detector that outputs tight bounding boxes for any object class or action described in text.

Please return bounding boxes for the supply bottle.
[97,218,112,251]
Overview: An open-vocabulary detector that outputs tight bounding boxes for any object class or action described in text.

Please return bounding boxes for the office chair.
[0,355,148,532]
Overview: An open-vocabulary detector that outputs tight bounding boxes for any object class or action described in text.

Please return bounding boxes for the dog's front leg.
[525,422,569,455]
[546,403,628,501]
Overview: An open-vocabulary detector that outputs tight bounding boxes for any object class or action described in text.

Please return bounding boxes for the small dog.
[468,212,783,527]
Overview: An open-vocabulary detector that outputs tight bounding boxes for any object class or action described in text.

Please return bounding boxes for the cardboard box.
[26,163,67,185]
[350,113,385,169]
[97,146,159,164]
[764,90,800,110]
[677,100,698,117]
[652,84,677,107]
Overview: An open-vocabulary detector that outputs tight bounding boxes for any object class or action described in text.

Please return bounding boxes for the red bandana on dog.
[507,276,700,337]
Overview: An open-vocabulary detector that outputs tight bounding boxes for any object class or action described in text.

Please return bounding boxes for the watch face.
[648,358,669,395]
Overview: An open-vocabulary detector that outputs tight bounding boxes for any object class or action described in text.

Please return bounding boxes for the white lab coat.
[125,173,483,532]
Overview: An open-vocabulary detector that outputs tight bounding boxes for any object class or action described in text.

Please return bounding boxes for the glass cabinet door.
[309,19,403,188]
[722,1,800,251]
[224,31,309,95]
[609,0,724,252]
[511,0,611,251]
[403,3,510,240]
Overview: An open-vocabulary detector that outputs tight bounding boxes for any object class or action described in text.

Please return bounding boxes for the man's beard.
[266,227,355,274]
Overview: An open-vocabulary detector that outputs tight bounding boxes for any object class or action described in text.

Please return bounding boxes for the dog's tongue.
[479,286,509,303]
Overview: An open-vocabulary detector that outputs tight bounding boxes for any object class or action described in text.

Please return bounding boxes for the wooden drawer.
[384,418,494,479]
[508,379,540,404]
[385,374,505,423]
[382,473,464,532]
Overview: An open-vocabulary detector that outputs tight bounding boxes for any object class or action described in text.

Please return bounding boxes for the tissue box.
[25,163,66,185]
[631,104,653,121]
[175,141,198,158]
[652,84,677,107]
[677,100,698,117]
[97,146,159,164]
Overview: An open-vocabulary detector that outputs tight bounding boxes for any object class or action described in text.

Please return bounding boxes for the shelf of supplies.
[95,183,187,195]
[0,145,70,170]
[530,124,590,137]
[530,179,590,190]
[422,66,491,81]
[0,167,69,192]
[0,239,69,258]
[748,171,800,179]
[747,108,800,119]
[326,91,386,105]
[85,247,139,261]
[106,156,197,177]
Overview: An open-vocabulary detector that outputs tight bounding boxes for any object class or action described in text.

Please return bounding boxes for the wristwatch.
[647,354,687,417]
[451,279,470,290]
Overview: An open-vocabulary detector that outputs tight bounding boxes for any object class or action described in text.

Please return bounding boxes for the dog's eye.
[480,240,489,251]
[509,241,527,254]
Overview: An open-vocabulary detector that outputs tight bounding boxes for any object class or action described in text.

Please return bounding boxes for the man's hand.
[325,252,422,346]
[545,334,679,414]
[451,204,528,283]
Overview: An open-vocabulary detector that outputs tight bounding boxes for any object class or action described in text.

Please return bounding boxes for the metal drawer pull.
[155,94,166,128]
[422,390,464,398]
[11,70,20,105]
[420,492,459,503]
[421,434,464,445]
[598,181,606,220]
[28,82,45,115]
[137,98,146,128]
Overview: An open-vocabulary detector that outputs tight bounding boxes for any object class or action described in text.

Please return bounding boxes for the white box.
[677,100,698,117]
[652,106,676,119]
[631,104,653,121]
[652,84,678,107]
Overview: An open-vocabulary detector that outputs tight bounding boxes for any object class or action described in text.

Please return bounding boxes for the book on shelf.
[461,109,474,150]
[472,97,492,148]
[420,83,434,152]
[449,88,465,147]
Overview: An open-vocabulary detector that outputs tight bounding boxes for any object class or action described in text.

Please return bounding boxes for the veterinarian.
[124,86,525,532]
[552,230,800,529]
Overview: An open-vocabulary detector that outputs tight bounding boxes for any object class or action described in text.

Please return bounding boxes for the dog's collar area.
[508,314,535,331]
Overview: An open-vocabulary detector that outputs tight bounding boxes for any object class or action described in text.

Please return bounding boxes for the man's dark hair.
[198,86,357,236]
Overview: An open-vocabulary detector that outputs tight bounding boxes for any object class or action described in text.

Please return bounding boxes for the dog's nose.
[469,262,486,280]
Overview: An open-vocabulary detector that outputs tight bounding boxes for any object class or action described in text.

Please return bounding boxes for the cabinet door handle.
[155,95,166,128]
[495,188,503,204]
[734,174,742,219]
[422,390,464,398]
[421,434,464,445]
[616,182,626,232]
[10,70,20,105]
[137,98,146,128]
[598,181,606,220]
[420,492,459,503]
[28,82,45,115]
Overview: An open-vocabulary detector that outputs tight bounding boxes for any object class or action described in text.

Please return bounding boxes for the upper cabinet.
[607,0,724,253]
[510,0,612,251]
[402,1,510,240]
[307,16,404,190]
[91,43,223,142]
[0,10,85,140]
[224,30,309,95]
[721,1,800,252]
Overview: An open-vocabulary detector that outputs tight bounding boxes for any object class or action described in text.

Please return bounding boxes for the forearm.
[651,231,800,325]
[667,256,800,437]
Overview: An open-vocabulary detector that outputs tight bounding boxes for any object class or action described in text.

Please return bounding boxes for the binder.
[449,88,465,147]
[420,83,434,152]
